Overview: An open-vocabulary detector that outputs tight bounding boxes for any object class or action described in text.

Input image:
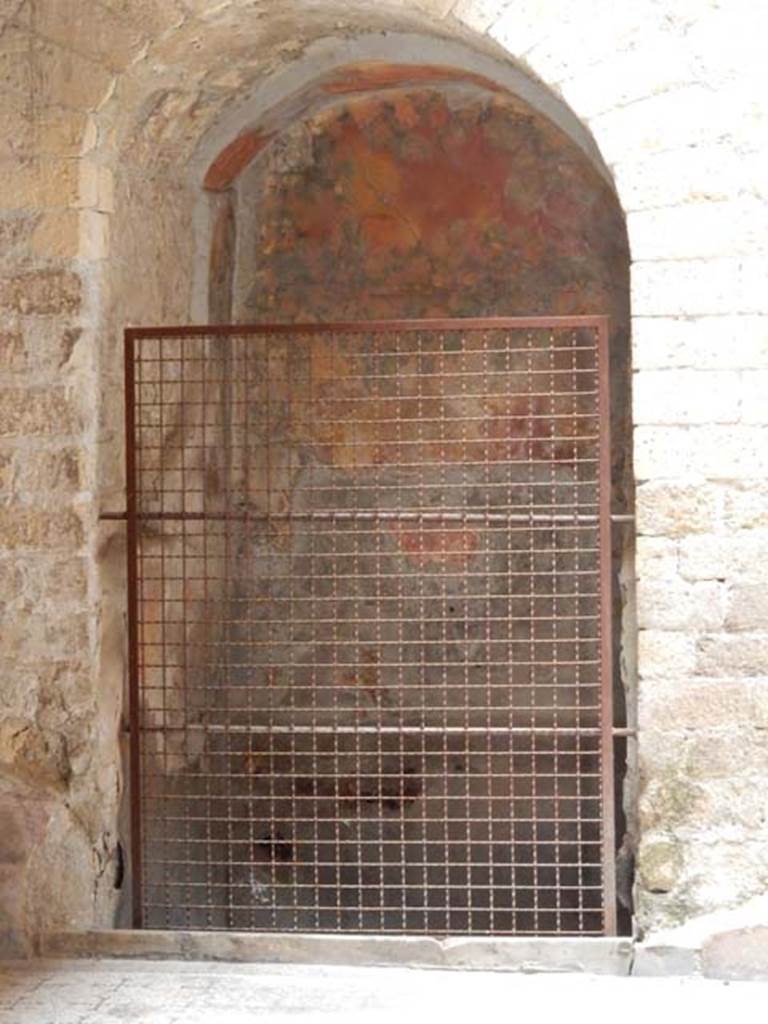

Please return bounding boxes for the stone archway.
[105,32,634,938]
[2,0,764,954]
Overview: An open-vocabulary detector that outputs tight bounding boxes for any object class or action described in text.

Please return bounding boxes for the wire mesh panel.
[125,317,615,936]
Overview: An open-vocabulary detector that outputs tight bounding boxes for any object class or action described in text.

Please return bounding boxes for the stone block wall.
[0,0,766,949]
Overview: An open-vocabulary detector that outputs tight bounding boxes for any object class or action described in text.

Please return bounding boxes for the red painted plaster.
[204,130,275,191]
[319,62,503,97]
[233,89,626,323]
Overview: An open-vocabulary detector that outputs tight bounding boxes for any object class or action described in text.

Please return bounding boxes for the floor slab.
[0,959,762,1024]
[42,929,633,974]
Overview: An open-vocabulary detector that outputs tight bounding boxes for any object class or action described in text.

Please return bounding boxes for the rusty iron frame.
[124,330,143,928]
[596,319,616,936]
[121,315,618,936]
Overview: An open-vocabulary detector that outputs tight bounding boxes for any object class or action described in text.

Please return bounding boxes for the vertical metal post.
[596,316,617,935]
[124,329,143,928]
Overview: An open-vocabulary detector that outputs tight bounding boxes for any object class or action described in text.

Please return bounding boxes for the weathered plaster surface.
[230,87,626,323]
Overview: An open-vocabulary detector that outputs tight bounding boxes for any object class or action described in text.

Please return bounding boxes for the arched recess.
[187,31,613,324]
[102,28,634,936]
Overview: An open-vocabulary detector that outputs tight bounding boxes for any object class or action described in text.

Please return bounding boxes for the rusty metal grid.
[124,316,615,936]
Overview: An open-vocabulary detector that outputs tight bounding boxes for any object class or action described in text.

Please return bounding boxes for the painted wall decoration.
[224,87,628,330]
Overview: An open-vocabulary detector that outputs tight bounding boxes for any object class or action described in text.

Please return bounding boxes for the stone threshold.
[43,907,768,981]
[42,930,634,976]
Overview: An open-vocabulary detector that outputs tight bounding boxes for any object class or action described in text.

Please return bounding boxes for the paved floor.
[0,959,762,1023]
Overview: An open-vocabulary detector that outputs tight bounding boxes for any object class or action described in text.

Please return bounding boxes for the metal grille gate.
[124,316,615,935]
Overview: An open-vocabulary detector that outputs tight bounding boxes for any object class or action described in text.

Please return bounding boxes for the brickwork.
[0,0,765,950]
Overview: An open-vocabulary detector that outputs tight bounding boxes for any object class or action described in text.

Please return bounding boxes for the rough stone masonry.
[0,0,766,958]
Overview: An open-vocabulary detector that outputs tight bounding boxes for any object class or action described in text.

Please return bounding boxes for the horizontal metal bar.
[126,316,609,340]
[166,510,600,523]
[148,859,601,870]
[136,375,600,394]
[142,770,602,782]
[144,883,605,894]
[143,777,603,787]
[138,636,600,648]
[102,510,634,524]
[136,369,599,386]
[138,663,601,674]
[134,347,599,366]
[135,612,599,626]
[142,816,604,828]
[132,724,632,736]
[142,927,605,937]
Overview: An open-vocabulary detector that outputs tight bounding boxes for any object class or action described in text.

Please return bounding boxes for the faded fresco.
[228,87,628,329]
[224,84,631,504]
